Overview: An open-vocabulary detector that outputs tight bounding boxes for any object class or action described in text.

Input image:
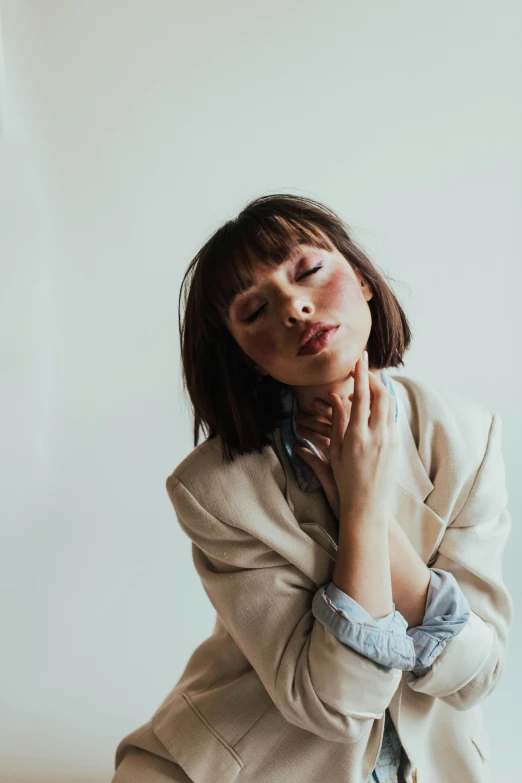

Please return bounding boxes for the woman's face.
[224,236,373,388]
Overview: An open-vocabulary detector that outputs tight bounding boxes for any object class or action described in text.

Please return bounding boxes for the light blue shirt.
[279,369,471,783]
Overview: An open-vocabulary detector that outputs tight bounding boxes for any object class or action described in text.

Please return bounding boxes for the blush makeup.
[242,331,278,365]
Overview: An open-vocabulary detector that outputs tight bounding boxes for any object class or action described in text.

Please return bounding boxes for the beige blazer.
[114,373,513,783]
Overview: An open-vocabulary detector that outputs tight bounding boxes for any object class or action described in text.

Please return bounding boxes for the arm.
[332,512,394,620]
[167,474,403,745]
[405,412,513,708]
[313,509,417,673]
[328,513,433,631]
[387,515,432,628]
[311,409,508,686]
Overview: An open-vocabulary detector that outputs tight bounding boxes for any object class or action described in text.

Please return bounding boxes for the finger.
[347,352,369,431]
[294,424,331,463]
[314,395,354,422]
[312,367,357,421]
[313,399,353,424]
[328,391,348,461]
[294,413,332,439]
[367,368,390,430]
[294,443,329,472]
[312,401,333,421]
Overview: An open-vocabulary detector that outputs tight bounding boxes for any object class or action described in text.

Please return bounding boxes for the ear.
[358,275,373,302]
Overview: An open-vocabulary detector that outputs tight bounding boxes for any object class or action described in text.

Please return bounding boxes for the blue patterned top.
[279,369,471,783]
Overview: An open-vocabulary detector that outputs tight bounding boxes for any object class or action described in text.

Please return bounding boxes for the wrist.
[339,496,388,520]
[338,506,388,530]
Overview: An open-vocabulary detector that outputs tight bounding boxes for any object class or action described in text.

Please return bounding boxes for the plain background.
[1,1,520,781]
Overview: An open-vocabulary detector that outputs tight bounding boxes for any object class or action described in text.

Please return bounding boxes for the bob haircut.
[178,193,412,462]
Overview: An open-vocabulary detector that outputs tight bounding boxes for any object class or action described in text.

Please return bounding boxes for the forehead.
[243,247,306,281]
[228,244,317,299]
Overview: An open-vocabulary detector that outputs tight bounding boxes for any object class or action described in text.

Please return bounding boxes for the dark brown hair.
[177,193,412,462]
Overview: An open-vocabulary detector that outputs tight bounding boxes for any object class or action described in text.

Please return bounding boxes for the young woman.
[112,194,513,783]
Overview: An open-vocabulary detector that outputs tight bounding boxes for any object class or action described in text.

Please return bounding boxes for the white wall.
[1,1,520,780]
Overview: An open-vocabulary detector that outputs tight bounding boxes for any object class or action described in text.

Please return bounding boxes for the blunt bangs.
[200,213,336,330]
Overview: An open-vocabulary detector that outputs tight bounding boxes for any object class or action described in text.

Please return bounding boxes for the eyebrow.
[228,253,310,305]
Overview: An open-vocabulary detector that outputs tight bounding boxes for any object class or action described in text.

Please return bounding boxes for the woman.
[112,194,513,783]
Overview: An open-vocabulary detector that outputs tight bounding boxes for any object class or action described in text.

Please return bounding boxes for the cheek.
[243,331,278,364]
[318,269,359,309]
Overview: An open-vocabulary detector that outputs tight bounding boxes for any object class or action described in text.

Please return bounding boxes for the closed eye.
[242,265,323,323]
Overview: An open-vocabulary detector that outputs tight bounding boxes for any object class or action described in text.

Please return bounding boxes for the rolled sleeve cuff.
[407,567,471,677]
[312,582,416,671]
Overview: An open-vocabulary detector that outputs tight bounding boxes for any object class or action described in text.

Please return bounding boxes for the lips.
[297,325,339,356]
[298,321,338,349]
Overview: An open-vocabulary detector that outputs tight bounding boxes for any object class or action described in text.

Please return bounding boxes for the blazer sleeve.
[405,412,514,709]
[166,473,403,744]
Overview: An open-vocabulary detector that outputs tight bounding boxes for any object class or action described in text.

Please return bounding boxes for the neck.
[291,368,382,417]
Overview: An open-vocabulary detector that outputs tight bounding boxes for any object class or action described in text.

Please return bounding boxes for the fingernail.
[363,350,368,365]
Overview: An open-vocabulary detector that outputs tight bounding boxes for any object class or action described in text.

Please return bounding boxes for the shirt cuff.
[407,567,471,677]
[312,581,416,671]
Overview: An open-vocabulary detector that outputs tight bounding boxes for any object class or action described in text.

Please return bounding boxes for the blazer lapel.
[390,376,448,566]
[392,374,434,502]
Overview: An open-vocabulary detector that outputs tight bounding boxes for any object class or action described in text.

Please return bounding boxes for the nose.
[280,296,314,325]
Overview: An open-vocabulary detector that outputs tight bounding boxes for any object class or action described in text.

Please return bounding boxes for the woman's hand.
[294,355,397,524]
[294,391,351,521]
[293,374,355,521]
